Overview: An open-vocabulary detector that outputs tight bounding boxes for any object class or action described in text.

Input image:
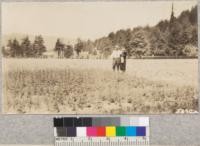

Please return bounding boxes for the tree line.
[2,35,46,58]
[2,5,197,58]
[77,5,197,58]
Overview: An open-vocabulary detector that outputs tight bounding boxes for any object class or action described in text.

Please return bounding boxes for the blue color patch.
[136,127,146,136]
[126,126,136,136]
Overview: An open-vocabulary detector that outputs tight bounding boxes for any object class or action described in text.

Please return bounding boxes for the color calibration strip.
[54,117,149,137]
[55,126,146,137]
[54,117,149,146]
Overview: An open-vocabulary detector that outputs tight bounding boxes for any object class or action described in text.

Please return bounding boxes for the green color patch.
[116,126,126,136]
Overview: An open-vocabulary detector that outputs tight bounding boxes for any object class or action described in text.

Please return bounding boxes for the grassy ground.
[2,58,198,114]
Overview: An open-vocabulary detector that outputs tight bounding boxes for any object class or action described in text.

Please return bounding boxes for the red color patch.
[97,127,106,136]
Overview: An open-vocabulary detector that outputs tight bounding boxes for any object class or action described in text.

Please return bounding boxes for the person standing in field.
[110,45,122,71]
[120,48,128,72]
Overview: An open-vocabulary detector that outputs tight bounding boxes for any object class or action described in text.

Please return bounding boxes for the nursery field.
[2,58,198,114]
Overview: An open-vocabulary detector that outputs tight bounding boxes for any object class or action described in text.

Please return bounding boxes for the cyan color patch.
[126,126,136,136]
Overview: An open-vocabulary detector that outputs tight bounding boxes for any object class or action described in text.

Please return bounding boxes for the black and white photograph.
[2,1,198,114]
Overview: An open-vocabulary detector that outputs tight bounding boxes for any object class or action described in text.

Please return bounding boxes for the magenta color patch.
[87,127,97,136]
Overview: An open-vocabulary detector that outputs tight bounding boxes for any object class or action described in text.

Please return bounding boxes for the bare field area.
[2,58,198,114]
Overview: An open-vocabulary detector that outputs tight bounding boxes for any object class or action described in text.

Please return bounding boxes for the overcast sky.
[2,1,197,40]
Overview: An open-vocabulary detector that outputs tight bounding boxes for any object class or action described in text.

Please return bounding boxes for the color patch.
[54,118,64,127]
[100,117,111,126]
[64,117,74,127]
[54,127,57,137]
[77,127,86,137]
[139,117,149,126]
[120,117,130,126]
[136,127,146,136]
[87,127,97,136]
[82,118,92,126]
[56,127,67,137]
[106,126,116,137]
[96,126,106,136]
[116,126,126,136]
[67,127,76,137]
[126,126,136,136]
[92,117,103,126]
[74,118,83,127]
[130,117,139,126]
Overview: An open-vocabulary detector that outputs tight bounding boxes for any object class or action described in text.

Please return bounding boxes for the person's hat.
[115,45,120,49]
[122,48,126,51]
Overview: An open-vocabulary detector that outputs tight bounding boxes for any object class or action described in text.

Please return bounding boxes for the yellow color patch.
[106,126,116,137]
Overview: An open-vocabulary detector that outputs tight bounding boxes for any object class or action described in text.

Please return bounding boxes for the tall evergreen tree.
[150,27,168,56]
[8,39,21,57]
[74,38,84,57]
[54,38,65,58]
[126,28,149,58]
[33,35,46,57]
[21,36,32,57]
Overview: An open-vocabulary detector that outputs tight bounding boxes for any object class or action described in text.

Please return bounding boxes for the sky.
[2,1,197,40]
